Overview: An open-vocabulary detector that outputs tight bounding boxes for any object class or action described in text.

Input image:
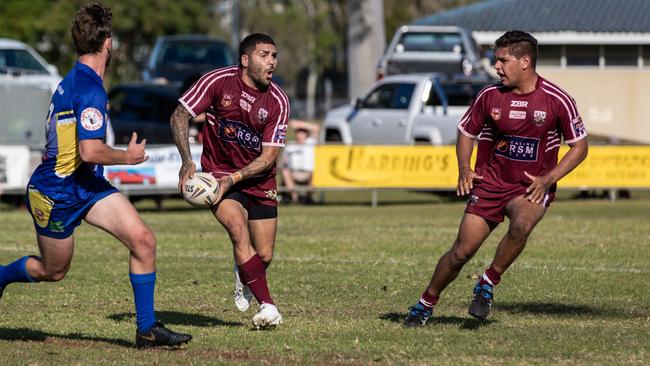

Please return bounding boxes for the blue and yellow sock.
[129,272,157,332]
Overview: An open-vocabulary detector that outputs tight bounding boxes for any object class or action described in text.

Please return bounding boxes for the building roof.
[414,0,650,33]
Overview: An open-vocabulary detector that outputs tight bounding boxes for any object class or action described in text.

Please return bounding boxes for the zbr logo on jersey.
[491,108,502,121]
[221,94,233,107]
[80,107,103,131]
[495,135,540,161]
[218,117,261,150]
[257,108,268,124]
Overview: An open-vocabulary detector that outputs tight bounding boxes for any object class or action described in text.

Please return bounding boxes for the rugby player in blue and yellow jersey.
[0,2,191,348]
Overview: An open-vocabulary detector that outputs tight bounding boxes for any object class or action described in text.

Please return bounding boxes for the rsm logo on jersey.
[218,118,261,150]
[495,135,539,161]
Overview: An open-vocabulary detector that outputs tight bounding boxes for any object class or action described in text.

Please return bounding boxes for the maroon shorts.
[465,183,555,223]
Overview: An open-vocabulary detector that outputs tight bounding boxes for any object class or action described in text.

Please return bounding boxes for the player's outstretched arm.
[78,132,149,165]
[456,132,483,196]
[525,138,588,204]
[214,146,283,203]
[170,104,196,192]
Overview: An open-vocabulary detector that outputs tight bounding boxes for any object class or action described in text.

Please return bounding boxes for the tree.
[0,0,218,86]
[0,0,479,116]
[347,0,385,100]
[238,0,346,118]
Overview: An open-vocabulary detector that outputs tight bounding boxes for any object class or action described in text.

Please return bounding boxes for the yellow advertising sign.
[558,146,650,188]
[312,145,472,188]
[312,145,650,189]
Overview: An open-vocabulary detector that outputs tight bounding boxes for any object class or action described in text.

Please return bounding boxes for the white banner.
[0,145,31,191]
[104,144,203,191]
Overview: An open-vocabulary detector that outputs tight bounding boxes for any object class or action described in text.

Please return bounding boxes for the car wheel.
[325,129,342,143]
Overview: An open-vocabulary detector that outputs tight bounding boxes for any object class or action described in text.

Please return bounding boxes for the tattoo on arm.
[239,157,273,180]
[170,105,193,162]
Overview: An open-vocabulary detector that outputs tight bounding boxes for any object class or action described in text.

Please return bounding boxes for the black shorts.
[224,191,277,220]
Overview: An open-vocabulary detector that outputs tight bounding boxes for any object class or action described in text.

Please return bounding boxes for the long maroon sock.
[479,267,501,286]
[238,254,274,305]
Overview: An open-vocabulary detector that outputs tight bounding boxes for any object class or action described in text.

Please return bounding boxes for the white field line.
[1,246,647,274]
[159,253,649,274]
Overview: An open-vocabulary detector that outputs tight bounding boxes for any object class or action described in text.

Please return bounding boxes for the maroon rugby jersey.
[179,66,289,200]
[458,76,587,189]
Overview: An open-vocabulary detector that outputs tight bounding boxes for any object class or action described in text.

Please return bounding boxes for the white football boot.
[252,303,283,329]
[233,263,253,312]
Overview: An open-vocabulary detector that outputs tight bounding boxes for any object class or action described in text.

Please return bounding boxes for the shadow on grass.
[0,327,133,348]
[108,310,243,327]
[380,312,494,330]
[496,302,608,317]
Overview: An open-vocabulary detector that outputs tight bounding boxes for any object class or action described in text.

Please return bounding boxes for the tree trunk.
[306,63,318,120]
[347,0,385,100]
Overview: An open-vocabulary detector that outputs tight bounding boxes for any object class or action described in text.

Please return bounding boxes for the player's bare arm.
[78,132,148,165]
[170,104,196,192]
[456,132,483,196]
[214,146,282,203]
[525,138,589,204]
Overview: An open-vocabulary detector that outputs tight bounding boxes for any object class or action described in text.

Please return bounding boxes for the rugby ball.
[182,172,220,207]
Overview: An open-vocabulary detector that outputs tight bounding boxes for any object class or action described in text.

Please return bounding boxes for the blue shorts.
[25,179,118,239]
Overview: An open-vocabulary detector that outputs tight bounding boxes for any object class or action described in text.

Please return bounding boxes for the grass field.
[1,194,649,365]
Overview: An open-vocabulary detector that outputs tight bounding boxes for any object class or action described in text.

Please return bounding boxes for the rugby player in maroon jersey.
[171,33,289,329]
[405,30,588,326]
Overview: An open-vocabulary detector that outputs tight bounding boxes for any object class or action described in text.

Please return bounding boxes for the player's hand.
[213,174,236,205]
[126,132,149,165]
[178,160,196,193]
[524,171,554,204]
[457,167,483,196]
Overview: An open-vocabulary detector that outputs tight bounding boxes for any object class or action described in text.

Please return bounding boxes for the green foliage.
[0,0,478,91]
[0,0,215,85]
[384,0,481,41]
[0,198,649,364]
[239,0,346,93]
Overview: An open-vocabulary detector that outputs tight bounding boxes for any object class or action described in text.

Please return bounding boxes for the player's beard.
[248,62,271,91]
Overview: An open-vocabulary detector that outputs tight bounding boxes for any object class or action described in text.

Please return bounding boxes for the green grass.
[1,196,649,365]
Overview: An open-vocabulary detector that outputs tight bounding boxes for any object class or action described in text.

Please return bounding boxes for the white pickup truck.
[376,25,491,80]
[321,73,486,145]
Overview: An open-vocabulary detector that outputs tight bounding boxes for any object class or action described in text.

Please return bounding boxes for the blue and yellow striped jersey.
[30,62,109,197]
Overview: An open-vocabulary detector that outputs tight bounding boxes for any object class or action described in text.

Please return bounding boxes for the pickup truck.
[320,73,486,145]
[376,25,493,81]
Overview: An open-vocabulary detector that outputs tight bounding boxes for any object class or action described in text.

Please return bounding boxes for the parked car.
[108,84,184,145]
[142,35,234,86]
[106,167,156,185]
[321,73,489,145]
[377,25,493,81]
[0,38,62,93]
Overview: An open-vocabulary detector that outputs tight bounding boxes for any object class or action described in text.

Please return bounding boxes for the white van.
[0,38,62,94]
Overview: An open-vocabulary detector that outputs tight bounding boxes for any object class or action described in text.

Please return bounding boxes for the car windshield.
[0,49,48,75]
[363,83,416,109]
[398,32,464,53]
[426,82,485,107]
[157,41,233,67]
